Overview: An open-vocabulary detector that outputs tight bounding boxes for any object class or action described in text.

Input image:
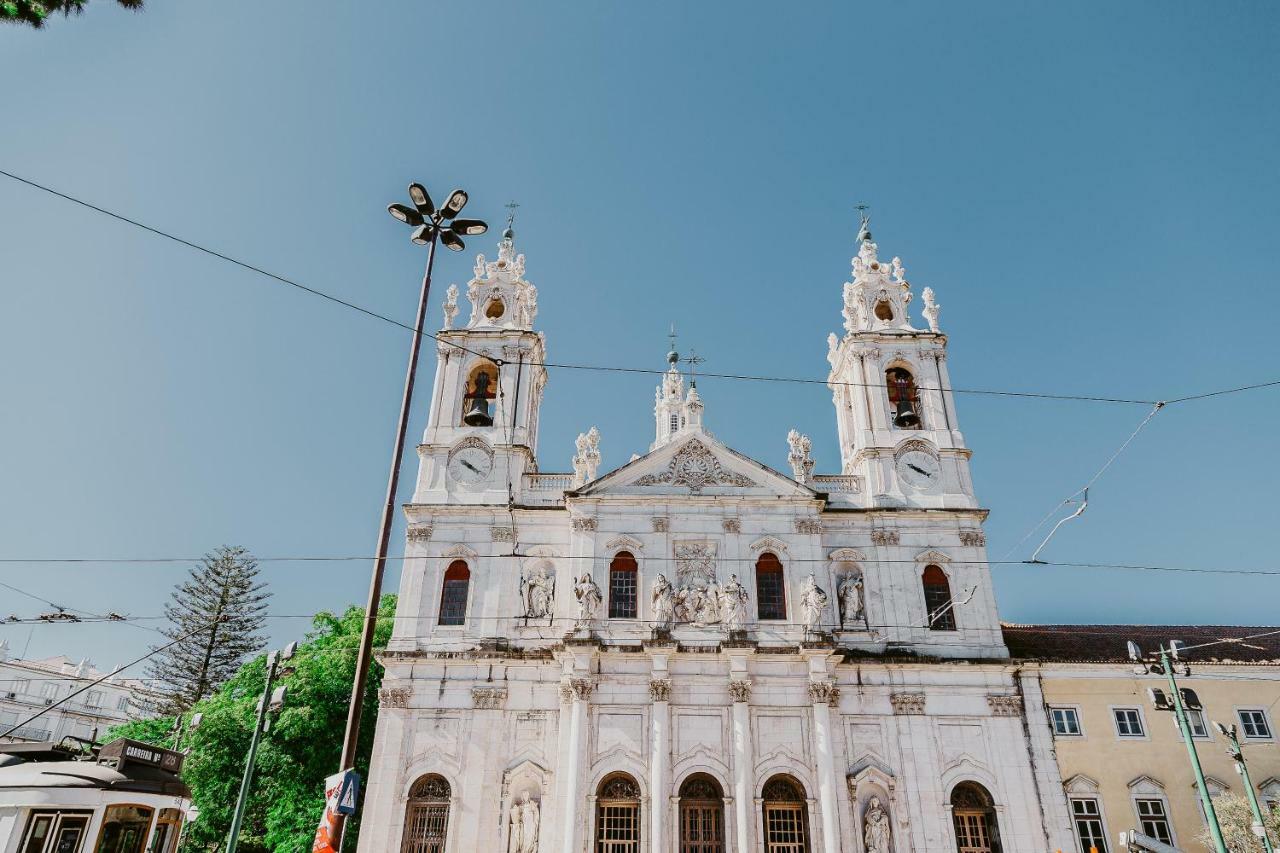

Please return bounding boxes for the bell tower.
[413,224,547,505]
[826,215,976,508]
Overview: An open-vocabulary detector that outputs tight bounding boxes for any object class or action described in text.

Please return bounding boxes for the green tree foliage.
[1197,792,1280,851]
[2,0,141,28]
[148,546,271,715]
[109,595,396,853]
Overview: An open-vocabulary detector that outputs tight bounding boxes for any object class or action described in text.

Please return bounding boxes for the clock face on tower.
[896,449,941,491]
[447,443,494,485]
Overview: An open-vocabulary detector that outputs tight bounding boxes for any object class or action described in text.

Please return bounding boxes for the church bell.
[463,399,493,427]
[893,399,921,429]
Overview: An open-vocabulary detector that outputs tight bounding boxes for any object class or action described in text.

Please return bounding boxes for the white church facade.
[358,220,1078,853]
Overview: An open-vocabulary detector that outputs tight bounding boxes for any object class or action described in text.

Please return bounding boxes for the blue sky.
[1,1,1277,668]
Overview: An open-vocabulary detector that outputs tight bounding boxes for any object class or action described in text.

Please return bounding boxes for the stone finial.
[787,430,815,484]
[922,287,941,333]
[442,283,459,330]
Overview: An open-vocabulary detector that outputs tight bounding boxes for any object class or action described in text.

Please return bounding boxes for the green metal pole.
[1161,647,1229,853]
[226,651,278,853]
[1224,726,1276,853]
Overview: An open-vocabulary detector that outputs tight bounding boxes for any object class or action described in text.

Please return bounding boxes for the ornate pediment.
[634,439,757,493]
[575,432,818,499]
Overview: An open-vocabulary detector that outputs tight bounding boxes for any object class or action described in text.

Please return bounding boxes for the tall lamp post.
[333,183,486,841]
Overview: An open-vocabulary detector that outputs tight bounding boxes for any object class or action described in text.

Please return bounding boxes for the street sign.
[336,770,361,816]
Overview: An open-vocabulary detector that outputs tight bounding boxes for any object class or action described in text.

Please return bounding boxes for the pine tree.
[147,545,271,715]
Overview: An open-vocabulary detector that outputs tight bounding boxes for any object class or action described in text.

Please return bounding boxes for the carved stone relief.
[634,439,757,493]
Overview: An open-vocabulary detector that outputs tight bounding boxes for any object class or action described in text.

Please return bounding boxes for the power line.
[0,167,1213,406]
[2,553,1280,574]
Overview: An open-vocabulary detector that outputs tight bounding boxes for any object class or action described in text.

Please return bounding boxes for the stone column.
[729,678,754,852]
[649,677,671,851]
[560,677,593,853]
[809,680,841,853]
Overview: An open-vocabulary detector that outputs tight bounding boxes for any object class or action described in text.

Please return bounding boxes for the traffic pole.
[1159,646,1228,853]
[1220,723,1276,853]
[226,651,280,853]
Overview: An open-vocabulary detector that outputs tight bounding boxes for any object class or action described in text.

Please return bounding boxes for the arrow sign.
[336,770,361,816]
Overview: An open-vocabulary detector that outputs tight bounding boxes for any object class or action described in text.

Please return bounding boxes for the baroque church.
[358,220,1078,853]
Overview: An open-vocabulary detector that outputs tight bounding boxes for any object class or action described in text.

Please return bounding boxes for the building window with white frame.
[1185,708,1209,738]
[1135,798,1173,845]
[1050,706,1082,737]
[1239,708,1273,739]
[1070,797,1108,853]
[1113,707,1145,738]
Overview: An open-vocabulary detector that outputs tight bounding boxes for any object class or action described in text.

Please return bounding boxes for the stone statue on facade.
[699,580,722,626]
[720,574,749,631]
[799,572,829,632]
[521,563,554,620]
[863,796,891,853]
[652,573,674,631]
[573,573,601,625]
[838,573,864,629]
[922,286,941,333]
[507,791,539,853]
[443,284,459,330]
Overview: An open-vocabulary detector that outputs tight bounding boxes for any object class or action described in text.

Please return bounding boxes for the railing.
[811,474,862,493]
[524,473,573,492]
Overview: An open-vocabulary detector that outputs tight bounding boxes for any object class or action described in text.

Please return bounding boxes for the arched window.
[461,362,498,427]
[438,560,470,626]
[679,774,725,853]
[922,564,956,631]
[596,773,641,853]
[401,774,451,853]
[608,552,638,619]
[951,782,1001,853]
[761,775,810,853]
[756,552,786,621]
[886,366,922,430]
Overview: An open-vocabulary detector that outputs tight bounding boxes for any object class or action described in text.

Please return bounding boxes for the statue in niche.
[799,572,829,632]
[720,574,749,631]
[652,574,674,631]
[573,573,601,625]
[863,796,892,853]
[838,572,864,629]
[507,791,540,853]
[521,563,554,620]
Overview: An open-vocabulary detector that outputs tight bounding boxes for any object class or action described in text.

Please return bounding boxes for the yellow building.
[1006,625,1280,853]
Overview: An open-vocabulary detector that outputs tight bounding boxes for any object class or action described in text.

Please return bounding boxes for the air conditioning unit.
[3,692,14,700]
[43,698,53,706]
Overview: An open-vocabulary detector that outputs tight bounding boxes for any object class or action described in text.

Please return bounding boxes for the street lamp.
[332,182,487,841]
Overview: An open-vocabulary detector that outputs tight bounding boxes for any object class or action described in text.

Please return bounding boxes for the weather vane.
[504,200,520,231]
[855,202,872,243]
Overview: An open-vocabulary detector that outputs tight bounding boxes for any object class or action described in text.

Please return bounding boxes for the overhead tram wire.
[0,167,1194,407]
[3,554,1280,575]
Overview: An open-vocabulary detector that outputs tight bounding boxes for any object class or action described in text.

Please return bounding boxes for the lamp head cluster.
[388,183,488,251]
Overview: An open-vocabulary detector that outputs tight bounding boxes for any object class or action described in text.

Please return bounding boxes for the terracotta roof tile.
[1002,624,1280,663]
